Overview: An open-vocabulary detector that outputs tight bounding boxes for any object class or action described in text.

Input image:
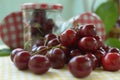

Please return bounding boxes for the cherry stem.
[32,44,65,55]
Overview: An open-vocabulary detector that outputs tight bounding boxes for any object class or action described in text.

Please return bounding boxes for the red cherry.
[77,24,97,37]
[10,48,24,62]
[28,55,50,74]
[68,55,92,78]
[93,48,105,67]
[47,38,60,47]
[69,49,82,59]
[94,36,103,49]
[13,51,31,70]
[44,33,57,45]
[46,48,65,69]
[36,46,48,55]
[78,37,97,51]
[108,47,120,53]
[85,53,98,70]
[59,29,78,47]
[102,52,120,71]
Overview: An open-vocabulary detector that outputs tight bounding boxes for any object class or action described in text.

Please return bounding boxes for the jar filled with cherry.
[21,3,64,51]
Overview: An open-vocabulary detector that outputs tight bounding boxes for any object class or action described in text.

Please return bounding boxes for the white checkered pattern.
[21,3,63,10]
[0,11,23,49]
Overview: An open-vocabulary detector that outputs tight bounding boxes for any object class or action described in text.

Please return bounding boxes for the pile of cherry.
[10,24,120,78]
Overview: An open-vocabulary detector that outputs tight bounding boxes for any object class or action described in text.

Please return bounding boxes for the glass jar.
[21,3,64,51]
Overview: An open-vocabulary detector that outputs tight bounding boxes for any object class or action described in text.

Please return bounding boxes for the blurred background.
[0,0,107,22]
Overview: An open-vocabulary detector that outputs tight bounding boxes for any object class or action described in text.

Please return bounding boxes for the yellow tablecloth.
[0,56,120,80]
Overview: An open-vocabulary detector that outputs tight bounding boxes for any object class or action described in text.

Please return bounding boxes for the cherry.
[59,29,78,47]
[43,19,55,32]
[68,55,92,78]
[34,38,45,47]
[28,55,50,74]
[47,38,60,47]
[77,24,97,37]
[102,45,111,53]
[78,37,97,51]
[46,48,65,69]
[13,51,31,70]
[32,9,46,24]
[108,47,120,53]
[94,36,103,49]
[44,33,57,45]
[85,53,98,70]
[36,46,48,55]
[69,49,82,59]
[93,48,106,67]
[102,52,120,71]
[10,48,24,62]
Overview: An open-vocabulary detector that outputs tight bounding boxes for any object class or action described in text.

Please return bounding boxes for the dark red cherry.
[10,48,24,62]
[102,52,120,71]
[69,49,82,59]
[44,33,57,45]
[46,48,65,69]
[13,51,31,70]
[68,55,92,78]
[85,53,98,70]
[47,38,60,47]
[28,55,50,74]
[77,24,97,37]
[93,48,106,67]
[59,29,78,47]
[108,47,120,53]
[78,37,97,51]
[36,46,48,55]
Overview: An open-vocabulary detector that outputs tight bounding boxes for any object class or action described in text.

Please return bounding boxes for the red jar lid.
[21,3,63,10]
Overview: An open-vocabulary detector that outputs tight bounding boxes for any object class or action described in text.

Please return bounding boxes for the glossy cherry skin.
[108,47,120,53]
[44,33,56,41]
[34,38,45,47]
[44,33,57,45]
[85,53,98,70]
[94,36,103,49]
[13,51,31,70]
[77,24,97,37]
[59,29,78,47]
[102,52,120,71]
[28,55,50,74]
[47,38,60,47]
[68,55,92,78]
[10,48,24,62]
[78,37,97,51]
[46,48,65,69]
[92,48,106,67]
[69,49,82,59]
[36,46,48,55]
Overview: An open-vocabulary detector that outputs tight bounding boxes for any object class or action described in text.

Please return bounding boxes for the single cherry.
[78,37,97,51]
[28,55,50,74]
[10,48,24,62]
[46,48,65,69]
[59,29,78,47]
[77,24,97,37]
[85,53,98,70]
[13,51,31,70]
[68,55,92,78]
[102,52,120,71]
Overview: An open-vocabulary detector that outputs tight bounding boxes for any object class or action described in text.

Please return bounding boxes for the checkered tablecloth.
[0,56,120,80]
